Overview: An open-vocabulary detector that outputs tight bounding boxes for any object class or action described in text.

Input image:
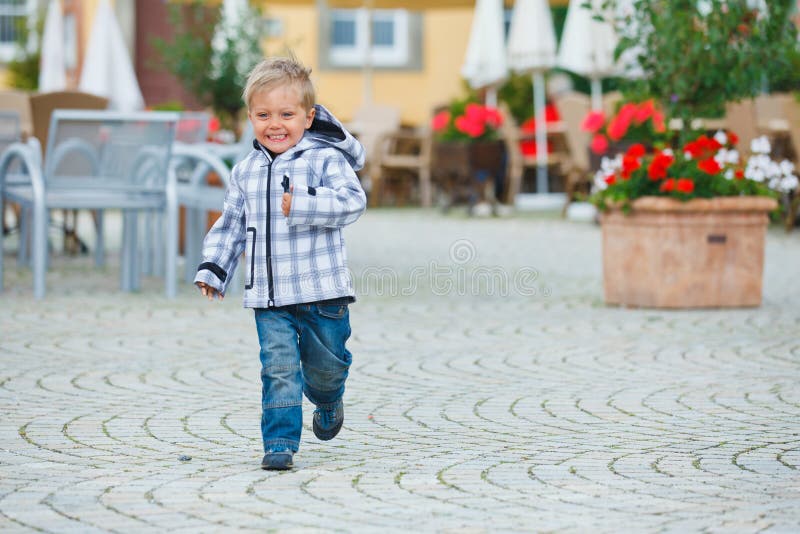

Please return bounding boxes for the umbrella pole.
[533,71,548,194]
[362,0,373,106]
[485,86,498,108]
[591,77,603,111]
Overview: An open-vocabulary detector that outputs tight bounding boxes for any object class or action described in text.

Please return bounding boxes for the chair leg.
[153,211,165,278]
[369,165,383,208]
[419,167,432,208]
[18,205,29,266]
[32,202,47,299]
[141,212,153,277]
[121,211,135,292]
[0,199,4,292]
[165,198,178,299]
[94,210,105,268]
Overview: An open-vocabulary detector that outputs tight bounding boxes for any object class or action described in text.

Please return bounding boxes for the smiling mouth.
[268,134,288,141]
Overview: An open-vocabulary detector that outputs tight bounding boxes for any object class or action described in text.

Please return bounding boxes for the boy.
[194,57,366,470]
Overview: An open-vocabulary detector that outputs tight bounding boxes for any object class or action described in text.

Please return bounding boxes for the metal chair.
[0,110,180,299]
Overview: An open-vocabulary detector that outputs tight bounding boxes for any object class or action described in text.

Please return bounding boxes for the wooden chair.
[782,97,800,230]
[369,127,432,207]
[347,103,401,202]
[554,92,592,210]
[500,104,571,205]
[0,90,32,139]
[602,90,623,116]
[724,99,757,157]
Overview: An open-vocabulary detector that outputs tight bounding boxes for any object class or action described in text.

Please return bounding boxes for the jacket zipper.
[265,153,275,307]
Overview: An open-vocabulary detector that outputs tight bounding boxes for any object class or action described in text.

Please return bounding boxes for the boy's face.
[248,83,315,154]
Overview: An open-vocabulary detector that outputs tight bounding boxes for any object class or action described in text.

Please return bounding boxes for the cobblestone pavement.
[1,210,800,532]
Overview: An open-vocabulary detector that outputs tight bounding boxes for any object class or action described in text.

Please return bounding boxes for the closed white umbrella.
[461,0,508,107]
[39,0,66,92]
[507,0,557,193]
[557,0,617,110]
[79,0,144,111]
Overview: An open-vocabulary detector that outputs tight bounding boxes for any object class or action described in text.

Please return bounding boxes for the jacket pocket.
[245,227,256,290]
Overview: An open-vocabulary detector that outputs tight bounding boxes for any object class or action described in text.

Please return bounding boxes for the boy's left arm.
[286,152,366,228]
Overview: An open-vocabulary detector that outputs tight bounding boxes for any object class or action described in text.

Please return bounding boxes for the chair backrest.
[0,90,32,139]
[45,110,179,190]
[724,99,757,156]
[555,91,592,172]
[30,91,109,152]
[755,92,793,128]
[349,103,401,163]
[176,111,211,144]
[602,91,623,116]
[783,96,800,165]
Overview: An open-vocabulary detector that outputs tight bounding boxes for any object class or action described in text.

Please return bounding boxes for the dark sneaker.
[313,399,344,441]
[261,450,293,471]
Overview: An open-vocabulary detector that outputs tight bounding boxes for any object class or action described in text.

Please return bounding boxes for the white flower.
[724,169,734,180]
[713,130,728,146]
[714,148,738,166]
[750,136,771,155]
[593,171,609,191]
[684,151,693,161]
[662,148,674,157]
[779,160,795,176]
[780,175,799,193]
[747,167,766,182]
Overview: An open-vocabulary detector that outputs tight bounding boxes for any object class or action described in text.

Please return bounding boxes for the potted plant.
[430,99,506,205]
[588,0,800,308]
[592,132,797,307]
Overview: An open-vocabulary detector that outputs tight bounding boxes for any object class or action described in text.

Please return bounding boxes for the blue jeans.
[254,301,352,453]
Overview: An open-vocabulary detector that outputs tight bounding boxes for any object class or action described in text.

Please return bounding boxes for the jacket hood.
[252,104,363,172]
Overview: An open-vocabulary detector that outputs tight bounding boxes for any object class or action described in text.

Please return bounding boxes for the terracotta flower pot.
[600,196,778,308]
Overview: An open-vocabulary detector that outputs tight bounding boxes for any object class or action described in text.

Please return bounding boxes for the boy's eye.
[282,112,294,118]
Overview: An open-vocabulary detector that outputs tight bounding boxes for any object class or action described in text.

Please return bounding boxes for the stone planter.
[600,196,778,308]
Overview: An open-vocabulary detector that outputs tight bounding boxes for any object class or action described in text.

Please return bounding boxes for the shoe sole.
[312,417,343,441]
[261,454,293,471]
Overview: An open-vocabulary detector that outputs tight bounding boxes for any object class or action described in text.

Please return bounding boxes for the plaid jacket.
[194,105,366,308]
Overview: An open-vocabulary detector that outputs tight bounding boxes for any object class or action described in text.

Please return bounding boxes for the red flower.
[590,134,609,155]
[621,154,642,179]
[660,178,676,192]
[581,111,606,133]
[734,169,745,179]
[684,135,723,160]
[431,110,451,132]
[698,157,722,175]
[454,115,485,138]
[676,178,695,193]
[605,175,617,185]
[208,116,220,133]
[634,100,655,124]
[484,107,504,128]
[607,103,637,141]
[647,151,674,180]
[626,143,646,158]
[728,131,739,146]
[652,110,666,133]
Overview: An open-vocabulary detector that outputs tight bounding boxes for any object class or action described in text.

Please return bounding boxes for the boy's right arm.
[193,166,247,297]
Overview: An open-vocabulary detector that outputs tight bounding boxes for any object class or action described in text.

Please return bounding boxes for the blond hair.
[243,56,316,111]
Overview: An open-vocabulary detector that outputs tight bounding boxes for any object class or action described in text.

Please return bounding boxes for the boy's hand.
[282,185,293,217]
[196,282,223,301]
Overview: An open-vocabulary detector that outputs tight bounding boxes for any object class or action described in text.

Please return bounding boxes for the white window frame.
[0,0,35,63]
[328,9,409,68]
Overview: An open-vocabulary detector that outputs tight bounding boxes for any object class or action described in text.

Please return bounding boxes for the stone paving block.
[2,211,800,531]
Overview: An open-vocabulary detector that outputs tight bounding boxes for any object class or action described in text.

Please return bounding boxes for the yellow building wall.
[266,4,474,126]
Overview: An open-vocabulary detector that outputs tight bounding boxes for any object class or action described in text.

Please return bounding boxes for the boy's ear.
[305,107,316,129]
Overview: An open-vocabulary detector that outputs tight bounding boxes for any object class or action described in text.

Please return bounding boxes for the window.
[322,8,422,70]
[0,0,33,63]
